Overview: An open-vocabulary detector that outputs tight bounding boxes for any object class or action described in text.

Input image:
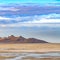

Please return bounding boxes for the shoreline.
[0,49,60,53]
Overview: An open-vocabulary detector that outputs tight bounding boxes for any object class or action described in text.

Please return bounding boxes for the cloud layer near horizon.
[0,5,60,27]
[0,13,60,27]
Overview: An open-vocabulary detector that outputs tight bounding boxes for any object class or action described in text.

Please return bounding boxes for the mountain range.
[0,35,48,43]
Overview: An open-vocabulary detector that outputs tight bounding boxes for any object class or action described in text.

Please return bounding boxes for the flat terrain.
[0,43,60,52]
[22,57,60,60]
[0,43,60,60]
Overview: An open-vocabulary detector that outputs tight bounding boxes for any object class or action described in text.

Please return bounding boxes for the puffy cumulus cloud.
[0,13,60,27]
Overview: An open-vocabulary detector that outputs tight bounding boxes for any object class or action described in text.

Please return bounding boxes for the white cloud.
[40,19,60,23]
[22,13,60,23]
[0,7,19,11]
[0,16,23,22]
[0,13,60,27]
[0,16,33,21]
[25,18,60,23]
[0,16,11,20]
[0,22,60,27]
[0,13,60,21]
[36,13,60,19]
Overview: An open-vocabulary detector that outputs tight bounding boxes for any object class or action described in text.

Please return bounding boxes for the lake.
[0,52,60,60]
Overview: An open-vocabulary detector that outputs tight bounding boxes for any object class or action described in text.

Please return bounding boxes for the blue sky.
[0,0,60,43]
[0,0,56,3]
[0,0,60,4]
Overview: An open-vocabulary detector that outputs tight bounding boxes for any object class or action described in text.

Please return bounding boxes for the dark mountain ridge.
[0,35,48,43]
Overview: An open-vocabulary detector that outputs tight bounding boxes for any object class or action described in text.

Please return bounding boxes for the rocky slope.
[0,35,48,43]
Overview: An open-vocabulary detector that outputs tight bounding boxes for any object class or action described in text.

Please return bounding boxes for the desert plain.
[0,43,60,53]
[0,43,60,60]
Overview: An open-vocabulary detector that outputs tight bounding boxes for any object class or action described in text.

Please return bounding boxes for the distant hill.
[0,35,48,43]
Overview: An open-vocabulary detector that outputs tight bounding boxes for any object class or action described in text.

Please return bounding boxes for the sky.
[0,0,60,43]
[0,0,58,3]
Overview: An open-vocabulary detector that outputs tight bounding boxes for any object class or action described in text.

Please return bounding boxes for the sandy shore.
[0,43,60,53]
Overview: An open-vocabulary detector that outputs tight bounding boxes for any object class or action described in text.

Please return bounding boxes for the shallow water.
[0,52,60,60]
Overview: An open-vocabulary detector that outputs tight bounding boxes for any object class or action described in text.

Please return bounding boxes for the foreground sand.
[0,43,60,52]
[23,57,60,60]
[0,43,60,60]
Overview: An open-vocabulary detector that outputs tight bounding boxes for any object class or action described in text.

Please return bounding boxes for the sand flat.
[0,43,60,53]
[22,57,60,60]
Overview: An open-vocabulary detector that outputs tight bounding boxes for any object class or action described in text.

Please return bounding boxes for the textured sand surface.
[0,43,60,52]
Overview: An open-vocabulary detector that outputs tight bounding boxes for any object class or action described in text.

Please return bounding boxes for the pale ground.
[0,43,60,60]
[22,57,60,60]
[0,43,60,53]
